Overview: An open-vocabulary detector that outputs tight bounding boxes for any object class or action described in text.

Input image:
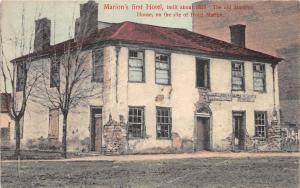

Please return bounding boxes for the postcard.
[0,0,299,187]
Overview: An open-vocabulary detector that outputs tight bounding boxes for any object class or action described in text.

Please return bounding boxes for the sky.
[0,0,201,92]
[0,0,200,62]
[1,0,299,92]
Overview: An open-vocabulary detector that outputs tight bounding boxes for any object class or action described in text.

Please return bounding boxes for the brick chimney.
[229,24,246,47]
[75,0,98,41]
[34,18,51,52]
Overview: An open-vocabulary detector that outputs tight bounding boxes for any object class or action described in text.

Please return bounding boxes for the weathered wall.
[208,58,280,150]
[192,1,300,128]
[13,48,105,151]
[14,44,280,153]
[110,46,279,153]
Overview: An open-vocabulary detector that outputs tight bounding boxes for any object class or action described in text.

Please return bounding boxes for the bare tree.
[32,40,99,158]
[0,5,41,158]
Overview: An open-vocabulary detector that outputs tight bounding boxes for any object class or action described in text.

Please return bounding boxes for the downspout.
[271,63,278,122]
[115,46,120,103]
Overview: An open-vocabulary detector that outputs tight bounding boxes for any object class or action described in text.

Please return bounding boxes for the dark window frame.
[196,58,210,89]
[128,50,145,83]
[128,106,145,139]
[231,61,245,91]
[48,108,59,139]
[16,62,26,92]
[155,53,171,85]
[50,57,60,88]
[1,127,10,141]
[156,107,172,139]
[92,50,104,82]
[254,111,268,139]
[253,63,266,92]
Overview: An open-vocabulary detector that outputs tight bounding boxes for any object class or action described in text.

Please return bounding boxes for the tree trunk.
[62,114,68,158]
[14,120,21,159]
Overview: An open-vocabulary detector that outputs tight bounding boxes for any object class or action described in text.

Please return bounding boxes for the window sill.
[128,81,145,83]
[91,80,103,83]
[196,87,210,91]
[254,90,267,94]
[128,137,145,140]
[253,137,266,141]
[231,89,246,93]
[156,83,171,86]
[156,137,172,140]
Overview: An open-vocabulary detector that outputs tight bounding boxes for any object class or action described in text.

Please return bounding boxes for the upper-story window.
[16,62,25,92]
[155,53,170,85]
[50,58,60,88]
[232,62,244,91]
[128,50,144,82]
[92,50,104,82]
[196,58,210,88]
[253,64,266,92]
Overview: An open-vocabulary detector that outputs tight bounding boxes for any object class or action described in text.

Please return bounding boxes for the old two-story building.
[0,93,13,148]
[10,1,282,154]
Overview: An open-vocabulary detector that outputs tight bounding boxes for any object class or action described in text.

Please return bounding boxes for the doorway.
[232,112,245,151]
[195,117,210,151]
[90,107,102,152]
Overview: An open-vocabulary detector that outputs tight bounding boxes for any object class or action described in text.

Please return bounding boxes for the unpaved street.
[1,154,299,187]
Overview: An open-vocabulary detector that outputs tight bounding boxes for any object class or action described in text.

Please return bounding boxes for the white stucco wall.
[14,44,280,153]
[112,46,280,152]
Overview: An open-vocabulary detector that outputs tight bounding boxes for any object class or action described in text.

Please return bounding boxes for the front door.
[195,117,210,151]
[91,108,102,152]
[232,112,245,151]
[94,114,102,152]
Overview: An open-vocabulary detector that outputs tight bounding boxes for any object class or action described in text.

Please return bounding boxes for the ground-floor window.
[1,126,10,141]
[156,107,172,139]
[49,108,59,139]
[255,111,267,138]
[128,107,144,138]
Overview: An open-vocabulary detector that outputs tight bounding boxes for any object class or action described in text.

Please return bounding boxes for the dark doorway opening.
[195,117,210,151]
[90,107,102,152]
[232,112,246,151]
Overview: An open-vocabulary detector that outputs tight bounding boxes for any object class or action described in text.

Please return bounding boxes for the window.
[1,127,10,141]
[50,58,60,87]
[156,107,172,139]
[16,62,25,92]
[196,59,210,88]
[155,53,170,85]
[255,112,267,138]
[49,108,59,139]
[128,107,144,138]
[232,62,244,91]
[92,50,104,82]
[128,50,144,82]
[253,64,266,92]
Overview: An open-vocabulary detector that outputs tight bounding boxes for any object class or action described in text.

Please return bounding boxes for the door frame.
[194,104,213,152]
[90,106,102,152]
[232,111,246,151]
